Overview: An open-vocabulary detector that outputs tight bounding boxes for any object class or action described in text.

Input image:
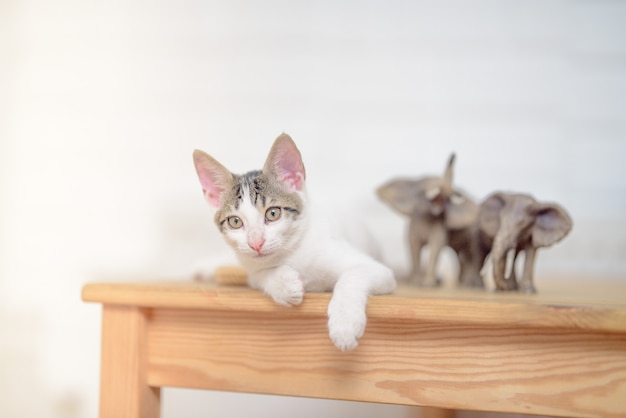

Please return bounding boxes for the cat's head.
[193,133,307,266]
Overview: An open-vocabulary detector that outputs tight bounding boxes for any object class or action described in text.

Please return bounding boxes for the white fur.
[222,190,396,351]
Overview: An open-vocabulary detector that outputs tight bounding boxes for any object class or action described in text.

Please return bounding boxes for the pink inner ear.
[274,146,305,191]
[203,187,223,208]
[194,150,231,208]
[263,134,307,192]
[198,169,228,208]
[279,170,304,191]
[196,168,224,208]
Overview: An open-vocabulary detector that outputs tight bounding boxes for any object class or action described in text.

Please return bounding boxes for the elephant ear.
[479,192,507,238]
[531,203,573,247]
[445,191,478,229]
[376,179,421,216]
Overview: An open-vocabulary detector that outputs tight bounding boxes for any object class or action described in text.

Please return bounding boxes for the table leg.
[99,305,160,418]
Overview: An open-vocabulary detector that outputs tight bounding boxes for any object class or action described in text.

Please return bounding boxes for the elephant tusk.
[505,249,516,280]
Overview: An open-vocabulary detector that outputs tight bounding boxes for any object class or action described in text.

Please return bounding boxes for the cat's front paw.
[191,258,219,282]
[263,266,304,306]
[327,298,367,352]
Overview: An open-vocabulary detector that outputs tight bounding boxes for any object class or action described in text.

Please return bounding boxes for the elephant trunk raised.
[377,153,481,287]
[441,153,455,198]
[426,153,456,218]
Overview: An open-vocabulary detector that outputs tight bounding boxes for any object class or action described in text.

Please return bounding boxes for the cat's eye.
[227,216,243,229]
[265,207,281,222]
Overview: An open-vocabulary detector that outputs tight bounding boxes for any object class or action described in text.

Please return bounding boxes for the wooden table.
[82,278,626,418]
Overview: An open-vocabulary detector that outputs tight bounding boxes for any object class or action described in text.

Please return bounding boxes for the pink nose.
[249,239,265,253]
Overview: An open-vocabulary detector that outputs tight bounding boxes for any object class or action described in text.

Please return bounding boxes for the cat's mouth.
[250,250,269,258]
[251,248,282,261]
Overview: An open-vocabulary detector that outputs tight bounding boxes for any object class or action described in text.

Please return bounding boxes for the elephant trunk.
[491,234,518,291]
[441,153,456,197]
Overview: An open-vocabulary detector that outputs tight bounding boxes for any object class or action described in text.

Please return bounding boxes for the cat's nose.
[248,239,265,253]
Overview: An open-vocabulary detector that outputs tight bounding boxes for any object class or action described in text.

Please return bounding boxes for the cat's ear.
[193,150,233,208]
[263,133,306,192]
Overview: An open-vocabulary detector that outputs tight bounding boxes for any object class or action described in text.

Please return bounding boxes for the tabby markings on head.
[215,170,303,232]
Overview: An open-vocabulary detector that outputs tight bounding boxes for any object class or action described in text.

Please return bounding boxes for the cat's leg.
[409,221,424,284]
[327,260,395,351]
[248,265,304,306]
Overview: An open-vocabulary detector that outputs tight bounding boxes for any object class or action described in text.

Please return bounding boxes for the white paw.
[264,266,304,306]
[327,298,367,351]
[191,258,218,282]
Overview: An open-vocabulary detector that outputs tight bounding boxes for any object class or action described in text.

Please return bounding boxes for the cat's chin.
[237,251,283,269]
[239,249,271,259]
[250,252,270,259]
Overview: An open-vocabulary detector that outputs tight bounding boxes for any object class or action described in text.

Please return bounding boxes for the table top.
[82,276,626,334]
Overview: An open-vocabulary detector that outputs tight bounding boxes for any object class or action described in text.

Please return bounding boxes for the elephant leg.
[519,247,537,294]
[422,223,445,287]
[508,249,519,285]
[408,223,424,285]
[458,251,484,288]
[457,229,485,288]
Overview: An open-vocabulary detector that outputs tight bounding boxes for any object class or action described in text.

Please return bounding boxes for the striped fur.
[214,169,304,233]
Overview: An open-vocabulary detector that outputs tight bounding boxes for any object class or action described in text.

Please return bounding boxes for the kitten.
[192,133,396,351]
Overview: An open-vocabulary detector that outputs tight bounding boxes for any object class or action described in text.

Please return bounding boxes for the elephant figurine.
[478,192,573,293]
[377,154,485,287]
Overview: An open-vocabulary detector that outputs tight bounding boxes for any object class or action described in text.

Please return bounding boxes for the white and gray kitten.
[192,133,396,351]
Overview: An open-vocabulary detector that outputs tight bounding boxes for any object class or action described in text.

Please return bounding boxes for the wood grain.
[83,279,626,418]
[99,305,160,418]
[82,280,626,333]
[143,308,626,417]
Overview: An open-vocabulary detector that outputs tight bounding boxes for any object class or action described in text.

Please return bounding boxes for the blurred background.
[1,1,625,417]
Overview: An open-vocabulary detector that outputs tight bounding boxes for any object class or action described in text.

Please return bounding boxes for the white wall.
[1,1,625,417]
